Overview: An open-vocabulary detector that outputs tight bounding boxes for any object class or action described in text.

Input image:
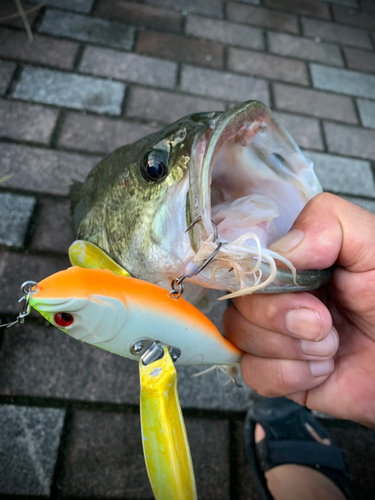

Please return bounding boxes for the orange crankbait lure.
[28,266,242,366]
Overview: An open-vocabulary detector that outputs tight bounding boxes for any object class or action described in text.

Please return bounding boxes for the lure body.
[140,347,197,500]
[30,267,242,366]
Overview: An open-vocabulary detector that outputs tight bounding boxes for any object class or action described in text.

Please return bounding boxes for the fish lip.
[187,99,322,260]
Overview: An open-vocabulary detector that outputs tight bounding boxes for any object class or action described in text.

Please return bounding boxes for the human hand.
[223,193,375,427]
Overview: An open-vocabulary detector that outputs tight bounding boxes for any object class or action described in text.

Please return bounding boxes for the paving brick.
[94,0,182,33]
[126,87,225,124]
[344,47,375,74]
[264,0,330,19]
[58,113,158,154]
[0,193,36,248]
[185,15,264,51]
[28,0,94,13]
[361,0,375,13]
[357,99,375,129]
[181,65,269,104]
[136,30,223,69]
[61,410,152,497]
[14,66,125,115]
[0,99,58,144]
[328,427,375,499]
[144,0,224,19]
[0,320,140,404]
[274,112,323,150]
[268,33,343,67]
[186,419,230,500]
[310,64,375,100]
[0,28,79,70]
[228,48,309,85]
[302,17,372,49]
[30,199,74,253]
[177,364,254,411]
[40,9,135,50]
[304,150,375,196]
[333,4,375,29]
[0,142,101,195]
[226,3,299,34]
[61,409,230,499]
[318,0,358,5]
[0,253,70,315]
[273,83,357,123]
[0,405,65,495]
[80,46,177,89]
[324,122,375,161]
[0,60,15,95]
[0,0,38,29]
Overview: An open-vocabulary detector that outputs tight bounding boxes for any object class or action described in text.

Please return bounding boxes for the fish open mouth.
[187,101,322,298]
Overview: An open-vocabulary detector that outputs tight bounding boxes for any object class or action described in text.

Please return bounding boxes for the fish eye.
[141,150,168,183]
[54,312,74,327]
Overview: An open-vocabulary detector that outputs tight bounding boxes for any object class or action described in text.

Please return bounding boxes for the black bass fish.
[70,101,330,302]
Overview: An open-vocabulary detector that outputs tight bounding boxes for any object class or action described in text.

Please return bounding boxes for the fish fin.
[69,181,83,215]
[69,240,131,277]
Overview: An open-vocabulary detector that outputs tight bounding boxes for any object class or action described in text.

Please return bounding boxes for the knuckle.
[264,335,283,358]
[274,361,300,393]
[308,192,335,210]
[257,386,281,398]
[238,295,277,326]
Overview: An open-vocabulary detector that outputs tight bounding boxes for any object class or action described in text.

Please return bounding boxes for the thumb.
[269,193,375,273]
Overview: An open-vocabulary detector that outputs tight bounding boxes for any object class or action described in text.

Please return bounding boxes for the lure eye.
[54,312,74,327]
[141,150,168,183]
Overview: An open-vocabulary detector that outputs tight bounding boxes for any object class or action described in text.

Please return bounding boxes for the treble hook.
[185,218,218,242]
[0,280,38,329]
[169,220,222,299]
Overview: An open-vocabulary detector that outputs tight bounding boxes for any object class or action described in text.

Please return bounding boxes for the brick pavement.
[0,0,375,498]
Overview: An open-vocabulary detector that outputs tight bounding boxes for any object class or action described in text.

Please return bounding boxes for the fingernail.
[269,229,304,253]
[309,359,334,377]
[285,308,323,340]
[300,328,338,356]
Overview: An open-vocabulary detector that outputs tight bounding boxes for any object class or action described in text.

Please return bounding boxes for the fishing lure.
[28,266,242,366]
[3,267,241,500]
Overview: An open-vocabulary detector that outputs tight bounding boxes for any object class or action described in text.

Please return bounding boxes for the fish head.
[74,112,221,290]
[74,101,322,297]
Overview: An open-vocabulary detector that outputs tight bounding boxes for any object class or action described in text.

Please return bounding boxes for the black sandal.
[244,397,355,500]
